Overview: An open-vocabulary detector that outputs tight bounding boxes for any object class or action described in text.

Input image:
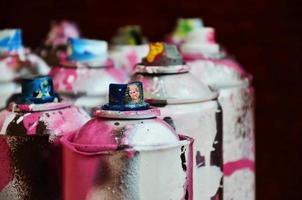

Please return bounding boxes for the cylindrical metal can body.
[185,57,255,200]
[132,72,223,200]
[218,86,255,200]
[61,109,193,200]
[62,134,193,200]
[109,45,149,76]
[0,102,90,200]
[49,65,126,114]
[0,53,50,110]
[160,101,223,200]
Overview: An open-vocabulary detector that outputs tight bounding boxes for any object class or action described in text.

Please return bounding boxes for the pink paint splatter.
[183,53,252,81]
[213,58,246,77]
[49,67,61,90]
[17,104,31,112]
[62,69,78,91]
[134,75,152,92]
[50,67,78,92]
[23,112,42,135]
[126,51,138,73]
[73,119,117,150]
[106,66,126,83]
[207,31,216,44]
[224,159,255,176]
[182,53,204,61]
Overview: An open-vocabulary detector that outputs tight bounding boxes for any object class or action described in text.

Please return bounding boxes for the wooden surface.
[0,0,301,199]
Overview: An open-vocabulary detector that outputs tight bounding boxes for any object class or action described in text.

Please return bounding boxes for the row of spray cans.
[0,17,255,200]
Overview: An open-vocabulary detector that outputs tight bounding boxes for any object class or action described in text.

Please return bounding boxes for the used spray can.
[61,82,193,200]
[165,18,204,48]
[131,42,223,200]
[49,38,127,114]
[180,26,255,200]
[0,76,90,200]
[36,20,80,67]
[0,29,49,110]
[110,25,149,77]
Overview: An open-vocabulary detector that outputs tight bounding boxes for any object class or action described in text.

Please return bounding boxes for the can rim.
[135,64,190,74]
[8,101,72,112]
[59,57,115,68]
[61,133,193,155]
[93,106,160,119]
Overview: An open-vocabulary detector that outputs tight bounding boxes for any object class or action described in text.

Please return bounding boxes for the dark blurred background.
[0,0,301,199]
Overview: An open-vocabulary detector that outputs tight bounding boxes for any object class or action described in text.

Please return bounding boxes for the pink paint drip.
[207,31,216,44]
[224,159,255,176]
[105,66,126,83]
[212,58,246,77]
[126,51,138,73]
[186,135,194,200]
[0,138,14,191]
[62,69,78,91]
[23,112,42,135]
[49,67,78,92]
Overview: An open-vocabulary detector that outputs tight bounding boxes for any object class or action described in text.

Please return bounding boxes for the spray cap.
[112,25,147,45]
[20,75,59,104]
[63,38,108,67]
[102,81,149,111]
[0,29,23,55]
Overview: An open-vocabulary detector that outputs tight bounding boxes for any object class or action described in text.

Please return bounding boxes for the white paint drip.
[0,113,16,135]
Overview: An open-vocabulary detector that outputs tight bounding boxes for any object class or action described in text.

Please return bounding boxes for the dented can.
[61,82,193,200]
[181,27,255,200]
[0,76,90,200]
[131,43,224,200]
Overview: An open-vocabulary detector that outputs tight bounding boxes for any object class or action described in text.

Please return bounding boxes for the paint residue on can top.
[61,81,193,200]
[131,42,223,200]
[109,25,149,76]
[0,75,90,136]
[49,38,127,113]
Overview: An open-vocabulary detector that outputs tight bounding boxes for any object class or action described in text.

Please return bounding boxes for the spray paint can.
[131,42,223,200]
[165,18,204,48]
[110,25,149,77]
[61,82,193,200]
[49,38,126,115]
[180,27,255,200]
[0,76,90,200]
[36,20,80,67]
[0,29,49,110]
